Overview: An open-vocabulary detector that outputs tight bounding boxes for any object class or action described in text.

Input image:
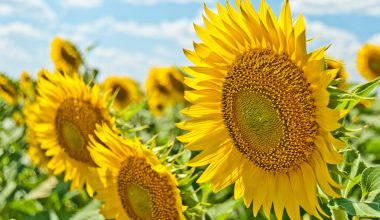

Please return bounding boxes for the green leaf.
[334,77,380,111]
[361,166,380,202]
[24,176,58,200]
[8,199,43,216]
[206,198,239,220]
[0,181,16,210]
[70,199,104,220]
[332,198,380,218]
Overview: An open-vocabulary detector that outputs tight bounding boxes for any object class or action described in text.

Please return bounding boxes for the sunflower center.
[0,84,16,97]
[222,49,318,173]
[112,85,129,103]
[117,157,180,220]
[61,47,77,66]
[168,73,184,94]
[368,56,380,75]
[56,99,104,166]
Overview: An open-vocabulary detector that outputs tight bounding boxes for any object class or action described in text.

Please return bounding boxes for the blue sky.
[1,0,380,83]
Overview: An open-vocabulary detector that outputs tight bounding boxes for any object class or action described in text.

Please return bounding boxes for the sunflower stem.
[330,208,349,220]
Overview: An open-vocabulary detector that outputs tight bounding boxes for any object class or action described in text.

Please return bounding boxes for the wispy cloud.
[0,0,56,20]
[121,0,213,6]
[0,22,45,38]
[59,0,102,8]
[368,34,380,45]
[0,40,31,62]
[62,16,196,47]
[292,0,380,16]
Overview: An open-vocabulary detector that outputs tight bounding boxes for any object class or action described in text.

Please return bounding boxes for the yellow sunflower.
[50,37,83,75]
[357,44,380,82]
[178,1,344,219]
[88,123,184,220]
[12,111,24,126]
[0,74,17,105]
[147,93,166,116]
[20,71,36,100]
[32,71,114,195]
[326,58,348,89]
[103,75,143,110]
[24,101,50,169]
[146,66,185,115]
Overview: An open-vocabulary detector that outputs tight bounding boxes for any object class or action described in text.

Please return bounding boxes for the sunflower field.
[1,0,380,220]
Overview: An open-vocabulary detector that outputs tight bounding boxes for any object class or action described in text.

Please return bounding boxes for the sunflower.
[326,58,348,89]
[146,66,185,115]
[0,74,17,105]
[50,37,83,75]
[24,101,50,169]
[103,75,143,110]
[20,71,36,101]
[357,44,380,82]
[178,1,344,219]
[147,93,166,116]
[32,71,114,195]
[88,123,184,220]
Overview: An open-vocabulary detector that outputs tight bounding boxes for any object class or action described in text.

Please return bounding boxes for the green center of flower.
[126,184,152,219]
[61,120,85,151]
[234,90,283,153]
[222,49,318,172]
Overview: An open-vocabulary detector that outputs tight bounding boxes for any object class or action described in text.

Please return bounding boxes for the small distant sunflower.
[12,111,24,126]
[147,93,166,116]
[24,102,50,168]
[50,37,83,75]
[146,66,185,115]
[178,1,344,219]
[89,124,184,220]
[32,71,114,195]
[20,71,36,100]
[326,58,348,89]
[357,44,380,82]
[103,75,143,110]
[0,74,17,105]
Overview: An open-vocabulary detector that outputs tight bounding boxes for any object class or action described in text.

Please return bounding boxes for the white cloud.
[0,22,45,38]
[0,0,55,20]
[122,0,214,6]
[63,16,197,48]
[368,34,380,45]
[292,0,380,16]
[306,20,363,81]
[0,4,13,16]
[60,0,102,8]
[0,40,31,62]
